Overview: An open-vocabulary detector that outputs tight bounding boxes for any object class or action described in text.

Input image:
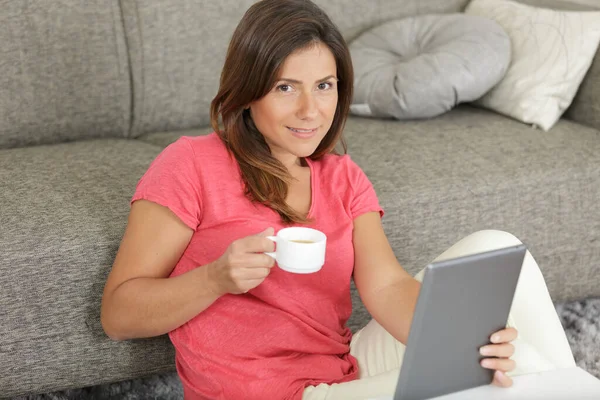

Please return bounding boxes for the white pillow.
[465,0,600,131]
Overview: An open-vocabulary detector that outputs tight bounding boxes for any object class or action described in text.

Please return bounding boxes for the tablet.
[393,244,527,400]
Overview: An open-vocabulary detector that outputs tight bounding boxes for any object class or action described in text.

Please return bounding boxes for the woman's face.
[249,41,338,167]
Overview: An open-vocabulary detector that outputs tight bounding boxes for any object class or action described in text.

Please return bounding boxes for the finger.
[230,253,275,269]
[257,227,275,237]
[492,371,513,388]
[481,357,516,373]
[491,327,518,343]
[480,343,515,358]
[249,235,276,253]
[246,254,275,268]
[234,236,276,253]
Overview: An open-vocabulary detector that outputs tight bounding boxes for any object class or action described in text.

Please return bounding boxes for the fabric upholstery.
[313,0,471,41]
[0,1,130,149]
[119,0,469,137]
[349,14,511,120]
[343,106,600,303]
[566,30,600,131]
[0,140,175,397]
[518,0,600,10]
[137,128,214,148]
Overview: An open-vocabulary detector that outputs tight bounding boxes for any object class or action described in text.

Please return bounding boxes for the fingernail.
[491,334,500,343]
[480,346,492,356]
[481,359,493,368]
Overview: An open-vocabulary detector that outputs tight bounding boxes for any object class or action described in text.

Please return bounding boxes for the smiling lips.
[287,126,318,139]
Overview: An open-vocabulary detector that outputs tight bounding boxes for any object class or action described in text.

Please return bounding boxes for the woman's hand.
[479,327,518,387]
[208,227,276,295]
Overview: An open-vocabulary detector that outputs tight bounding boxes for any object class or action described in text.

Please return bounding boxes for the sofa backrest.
[0,1,131,150]
[567,40,600,131]
[2,0,598,149]
[120,0,470,138]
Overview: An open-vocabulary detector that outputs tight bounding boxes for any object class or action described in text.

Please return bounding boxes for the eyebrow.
[277,75,338,84]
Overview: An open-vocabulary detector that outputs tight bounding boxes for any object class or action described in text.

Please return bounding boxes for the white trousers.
[303,230,576,400]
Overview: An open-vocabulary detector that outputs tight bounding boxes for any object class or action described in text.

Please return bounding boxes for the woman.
[100,0,575,399]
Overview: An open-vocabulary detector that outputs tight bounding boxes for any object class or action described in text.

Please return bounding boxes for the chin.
[291,149,318,159]
[290,142,322,158]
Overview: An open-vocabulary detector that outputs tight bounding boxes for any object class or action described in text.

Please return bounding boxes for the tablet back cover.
[394,244,526,400]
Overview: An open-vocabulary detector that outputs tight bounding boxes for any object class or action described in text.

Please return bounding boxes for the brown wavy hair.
[210,0,353,224]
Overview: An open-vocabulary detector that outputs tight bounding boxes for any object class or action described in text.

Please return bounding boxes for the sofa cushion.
[349,14,510,120]
[137,128,214,148]
[342,107,600,302]
[0,1,131,149]
[465,0,600,131]
[120,0,469,137]
[0,140,176,397]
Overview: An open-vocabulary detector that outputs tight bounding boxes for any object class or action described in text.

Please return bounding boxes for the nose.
[296,91,318,120]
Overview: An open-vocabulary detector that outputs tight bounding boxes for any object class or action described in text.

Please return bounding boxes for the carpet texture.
[11,298,600,400]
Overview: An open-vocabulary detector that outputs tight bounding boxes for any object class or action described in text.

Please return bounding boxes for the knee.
[465,229,524,247]
[431,229,526,265]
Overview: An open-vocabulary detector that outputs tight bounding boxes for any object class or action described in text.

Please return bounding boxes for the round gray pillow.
[349,14,511,120]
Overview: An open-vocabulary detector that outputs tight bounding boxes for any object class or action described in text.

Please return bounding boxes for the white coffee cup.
[265,227,327,274]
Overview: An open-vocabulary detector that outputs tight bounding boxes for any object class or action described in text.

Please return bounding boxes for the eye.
[318,81,334,90]
[276,84,293,93]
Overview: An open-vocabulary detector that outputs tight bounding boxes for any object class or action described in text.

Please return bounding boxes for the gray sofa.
[1,0,599,398]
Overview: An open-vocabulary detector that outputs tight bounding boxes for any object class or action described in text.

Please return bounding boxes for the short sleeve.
[131,137,202,230]
[345,156,384,219]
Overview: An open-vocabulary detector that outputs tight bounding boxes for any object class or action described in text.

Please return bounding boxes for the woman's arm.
[101,200,276,341]
[100,200,222,341]
[352,212,421,345]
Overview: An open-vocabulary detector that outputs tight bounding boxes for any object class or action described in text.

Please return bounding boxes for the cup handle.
[265,236,277,259]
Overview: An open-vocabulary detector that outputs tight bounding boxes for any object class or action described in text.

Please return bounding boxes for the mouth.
[287,126,319,138]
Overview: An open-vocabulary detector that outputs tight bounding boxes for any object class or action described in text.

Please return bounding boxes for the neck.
[272,152,303,172]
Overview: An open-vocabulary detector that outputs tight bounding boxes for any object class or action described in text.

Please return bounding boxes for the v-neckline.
[304,157,316,220]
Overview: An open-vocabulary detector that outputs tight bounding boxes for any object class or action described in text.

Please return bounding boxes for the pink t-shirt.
[131,133,383,400]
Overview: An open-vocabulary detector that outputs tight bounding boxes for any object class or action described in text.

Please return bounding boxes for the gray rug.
[12,298,600,400]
